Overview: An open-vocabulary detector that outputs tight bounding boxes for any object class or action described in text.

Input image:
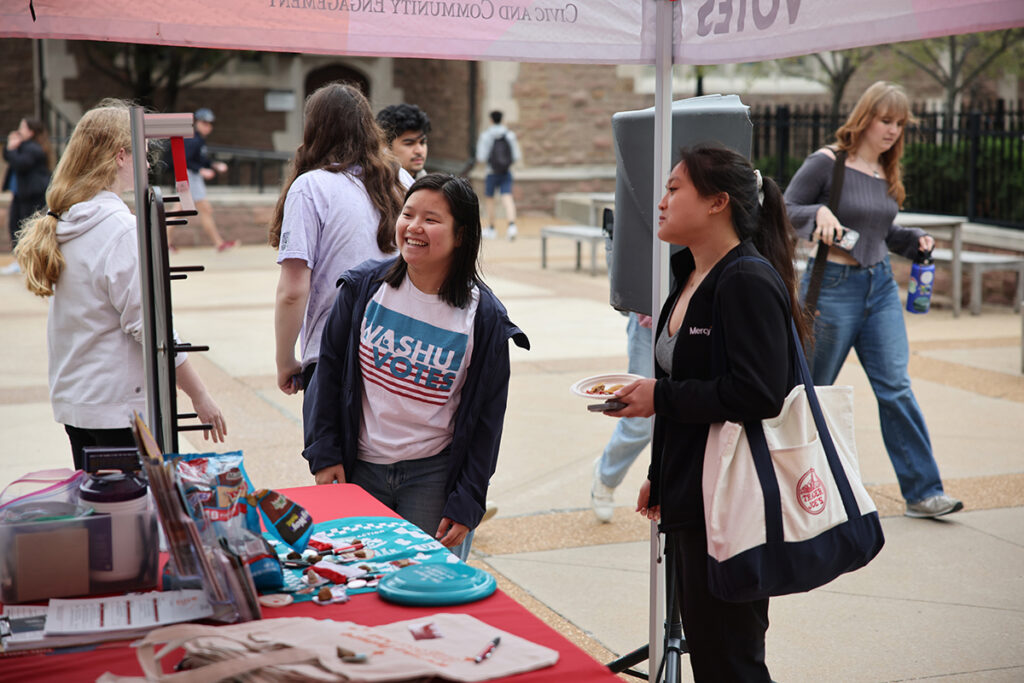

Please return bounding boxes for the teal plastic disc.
[376,562,497,606]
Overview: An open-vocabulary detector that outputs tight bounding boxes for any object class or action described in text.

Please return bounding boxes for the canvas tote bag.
[702,258,884,602]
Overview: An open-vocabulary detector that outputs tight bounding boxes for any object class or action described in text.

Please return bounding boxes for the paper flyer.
[43,589,212,635]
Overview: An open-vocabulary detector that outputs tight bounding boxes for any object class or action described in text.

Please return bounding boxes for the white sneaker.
[0,262,20,275]
[905,494,963,518]
[482,226,497,240]
[591,458,615,523]
[506,224,517,241]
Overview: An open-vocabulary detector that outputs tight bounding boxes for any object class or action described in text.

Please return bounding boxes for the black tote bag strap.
[801,149,848,325]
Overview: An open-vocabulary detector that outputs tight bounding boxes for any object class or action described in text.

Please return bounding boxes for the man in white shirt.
[377,104,430,179]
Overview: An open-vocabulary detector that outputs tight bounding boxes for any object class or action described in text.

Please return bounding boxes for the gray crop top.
[783,151,926,267]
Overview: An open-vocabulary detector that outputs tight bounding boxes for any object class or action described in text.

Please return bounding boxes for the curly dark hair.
[376,104,431,143]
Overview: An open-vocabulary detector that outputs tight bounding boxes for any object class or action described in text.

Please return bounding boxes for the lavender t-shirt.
[277,168,392,370]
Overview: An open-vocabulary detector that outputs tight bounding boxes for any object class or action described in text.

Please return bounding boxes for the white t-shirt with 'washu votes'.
[357,276,479,464]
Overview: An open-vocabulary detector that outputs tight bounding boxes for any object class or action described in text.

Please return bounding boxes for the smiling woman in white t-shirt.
[303,175,529,561]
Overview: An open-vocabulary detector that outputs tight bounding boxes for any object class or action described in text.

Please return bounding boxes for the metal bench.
[931,248,1024,315]
[540,225,605,276]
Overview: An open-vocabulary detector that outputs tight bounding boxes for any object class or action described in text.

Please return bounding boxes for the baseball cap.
[194,108,215,123]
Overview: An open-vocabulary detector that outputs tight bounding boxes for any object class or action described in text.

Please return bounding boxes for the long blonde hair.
[835,82,917,206]
[15,100,132,297]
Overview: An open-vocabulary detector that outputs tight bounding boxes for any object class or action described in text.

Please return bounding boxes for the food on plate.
[585,382,624,396]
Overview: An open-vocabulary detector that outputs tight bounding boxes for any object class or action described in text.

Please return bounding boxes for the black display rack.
[129,107,211,454]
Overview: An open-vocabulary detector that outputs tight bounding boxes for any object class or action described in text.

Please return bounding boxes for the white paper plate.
[569,373,644,399]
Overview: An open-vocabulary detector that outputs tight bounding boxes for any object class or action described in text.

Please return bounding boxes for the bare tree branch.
[893,44,947,84]
[179,53,235,89]
[83,44,132,87]
[960,30,1024,86]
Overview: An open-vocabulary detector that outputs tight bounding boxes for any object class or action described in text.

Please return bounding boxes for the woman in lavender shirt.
[271,83,407,405]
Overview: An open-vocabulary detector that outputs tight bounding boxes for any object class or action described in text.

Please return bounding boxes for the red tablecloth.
[0,484,618,682]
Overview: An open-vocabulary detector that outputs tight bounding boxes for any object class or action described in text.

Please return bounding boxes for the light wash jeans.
[598,312,653,489]
[349,450,474,561]
[802,257,944,504]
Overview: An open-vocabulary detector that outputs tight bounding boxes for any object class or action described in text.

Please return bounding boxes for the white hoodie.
[48,191,184,429]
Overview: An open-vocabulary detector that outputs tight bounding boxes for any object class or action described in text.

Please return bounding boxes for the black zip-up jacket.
[648,242,796,532]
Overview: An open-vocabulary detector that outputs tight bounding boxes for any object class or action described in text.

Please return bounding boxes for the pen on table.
[474,636,501,663]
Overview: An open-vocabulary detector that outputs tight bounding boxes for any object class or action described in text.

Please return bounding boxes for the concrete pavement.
[1,215,1022,681]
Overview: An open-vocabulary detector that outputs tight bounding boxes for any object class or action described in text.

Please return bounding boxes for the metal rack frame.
[129,107,210,454]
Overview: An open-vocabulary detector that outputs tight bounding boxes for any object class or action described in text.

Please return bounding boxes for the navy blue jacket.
[303,258,529,529]
[2,139,51,198]
[183,132,211,173]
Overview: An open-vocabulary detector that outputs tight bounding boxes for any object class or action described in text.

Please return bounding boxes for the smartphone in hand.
[837,228,860,250]
[588,400,626,412]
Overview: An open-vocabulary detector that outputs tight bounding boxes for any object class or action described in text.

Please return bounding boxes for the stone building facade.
[3,39,1022,215]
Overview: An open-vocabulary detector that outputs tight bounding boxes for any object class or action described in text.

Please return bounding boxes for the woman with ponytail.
[609,144,805,681]
[15,100,226,469]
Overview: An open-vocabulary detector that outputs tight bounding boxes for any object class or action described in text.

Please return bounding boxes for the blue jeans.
[349,450,474,561]
[598,313,653,489]
[801,257,944,504]
[484,172,513,196]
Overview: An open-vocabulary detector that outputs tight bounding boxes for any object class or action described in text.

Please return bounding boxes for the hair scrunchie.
[753,169,764,206]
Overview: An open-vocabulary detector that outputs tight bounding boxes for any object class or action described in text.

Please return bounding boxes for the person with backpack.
[475,110,521,241]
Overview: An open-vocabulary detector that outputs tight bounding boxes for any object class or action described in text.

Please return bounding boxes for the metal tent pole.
[649,1,674,680]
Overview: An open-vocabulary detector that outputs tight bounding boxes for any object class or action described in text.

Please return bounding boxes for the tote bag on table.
[703,259,884,602]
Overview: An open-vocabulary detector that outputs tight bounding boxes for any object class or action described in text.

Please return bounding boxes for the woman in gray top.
[784,81,962,520]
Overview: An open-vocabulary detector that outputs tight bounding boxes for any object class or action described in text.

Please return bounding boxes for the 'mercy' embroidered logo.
[689,326,711,336]
[359,301,467,405]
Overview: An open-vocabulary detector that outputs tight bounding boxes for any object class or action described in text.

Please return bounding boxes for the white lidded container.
[79,470,150,582]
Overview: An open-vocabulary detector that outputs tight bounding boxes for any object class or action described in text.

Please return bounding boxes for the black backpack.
[488,134,513,175]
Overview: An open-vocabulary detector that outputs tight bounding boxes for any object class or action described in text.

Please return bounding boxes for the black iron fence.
[751,101,1024,229]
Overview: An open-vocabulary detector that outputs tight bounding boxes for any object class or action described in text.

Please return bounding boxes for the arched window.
[304,64,370,100]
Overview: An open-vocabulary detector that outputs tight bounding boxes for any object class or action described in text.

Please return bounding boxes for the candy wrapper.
[171,452,284,590]
[246,488,314,553]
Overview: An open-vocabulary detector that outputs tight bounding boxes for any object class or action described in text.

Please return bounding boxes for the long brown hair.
[15,101,131,297]
[269,83,402,252]
[22,118,56,170]
[680,144,810,344]
[835,81,916,206]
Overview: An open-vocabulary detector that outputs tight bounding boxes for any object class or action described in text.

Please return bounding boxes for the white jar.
[79,473,149,582]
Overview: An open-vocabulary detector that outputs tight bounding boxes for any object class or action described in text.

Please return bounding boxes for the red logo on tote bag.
[797,468,827,515]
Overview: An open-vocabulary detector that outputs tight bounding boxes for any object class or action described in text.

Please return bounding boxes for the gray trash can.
[610,94,752,315]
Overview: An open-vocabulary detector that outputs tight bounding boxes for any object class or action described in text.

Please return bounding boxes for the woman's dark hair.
[23,118,55,170]
[269,82,403,251]
[679,144,810,344]
[384,174,482,308]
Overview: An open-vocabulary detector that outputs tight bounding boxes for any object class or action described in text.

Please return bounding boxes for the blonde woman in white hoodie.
[15,100,226,469]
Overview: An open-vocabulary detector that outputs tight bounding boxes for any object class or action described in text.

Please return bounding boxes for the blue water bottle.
[906,249,935,314]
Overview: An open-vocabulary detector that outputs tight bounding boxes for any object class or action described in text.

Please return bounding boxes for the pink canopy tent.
[4,0,1022,675]
[0,0,1022,64]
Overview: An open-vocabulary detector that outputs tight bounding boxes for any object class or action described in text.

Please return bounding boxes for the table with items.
[1,483,619,682]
